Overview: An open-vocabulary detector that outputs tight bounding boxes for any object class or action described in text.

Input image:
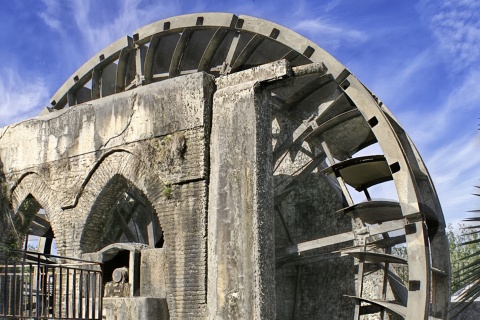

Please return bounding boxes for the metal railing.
[0,250,102,319]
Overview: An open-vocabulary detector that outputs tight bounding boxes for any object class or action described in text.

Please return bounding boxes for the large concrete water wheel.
[46,13,450,319]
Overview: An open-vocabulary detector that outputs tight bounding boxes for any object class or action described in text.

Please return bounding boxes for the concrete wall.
[208,80,275,319]
[0,64,414,319]
[274,173,356,319]
[0,68,284,319]
[0,72,214,319]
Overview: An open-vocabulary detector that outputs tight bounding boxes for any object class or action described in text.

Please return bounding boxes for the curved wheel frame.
[47,13,450,320]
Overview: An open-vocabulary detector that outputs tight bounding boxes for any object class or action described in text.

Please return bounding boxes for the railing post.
[1,256,7,316]
[0,251,103,320]
[36,254,40,320]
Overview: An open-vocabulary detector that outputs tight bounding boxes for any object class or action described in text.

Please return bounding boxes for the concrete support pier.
[208,79,275,319]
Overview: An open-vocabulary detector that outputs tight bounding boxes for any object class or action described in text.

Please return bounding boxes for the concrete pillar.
[208,80,275,319]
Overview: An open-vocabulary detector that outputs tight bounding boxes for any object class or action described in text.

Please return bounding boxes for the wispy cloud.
[379,2,480,226]
[37,0,182,60]
[0,68,48,127]
[397,67,480,149]
[427,132,480,222]
[370,48,441,108]
[324,0,342,12]
[38,0,63,32]
[392,65,480,223]
[357,58,480,224]
[359,1,480,228]
[70,0,182,57]
[293,18,368,49]
[417,0,480,72]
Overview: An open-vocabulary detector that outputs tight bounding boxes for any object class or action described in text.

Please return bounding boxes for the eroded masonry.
[0,13,450,320]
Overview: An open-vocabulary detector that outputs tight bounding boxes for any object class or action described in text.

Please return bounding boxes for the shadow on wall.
[0,160,40,256]
[0,157,14,255]
[274,172,356,319]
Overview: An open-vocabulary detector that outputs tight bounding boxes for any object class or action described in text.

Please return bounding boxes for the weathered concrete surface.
[0,53,450,319]
[208,80,275,319]
[274,173,355,319]
[103,297,169,320]
[141,248,167,298]
[0,72,215,319]
[0,73,210,174]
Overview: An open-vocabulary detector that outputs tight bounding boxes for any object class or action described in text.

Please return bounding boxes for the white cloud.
[70,0,182,57]
[387,66,480,225]
[417,0,480,72]
[391,60,480,224]
[427,132,480,222]
[0,68,49,127]
[375,0,480,228]
[38,0,63,33]
[293,18,368,49]
[370,48,440,108]
[324,0,342,12]
[396,67,480,150]
[37,0,183,60]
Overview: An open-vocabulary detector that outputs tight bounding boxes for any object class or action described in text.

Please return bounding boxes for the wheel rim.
[47,13,450,319]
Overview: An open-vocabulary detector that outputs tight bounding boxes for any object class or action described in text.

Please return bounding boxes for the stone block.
[103,297,169,320]
[141,248,166,298]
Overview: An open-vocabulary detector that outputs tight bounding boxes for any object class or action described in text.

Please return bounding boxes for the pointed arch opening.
[15,195,56,255]
[80,174,168,311]
[81,174,163,253]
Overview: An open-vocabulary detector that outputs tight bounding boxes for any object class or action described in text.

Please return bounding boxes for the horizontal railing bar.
[8,250,103,266]
[1,253,103,320]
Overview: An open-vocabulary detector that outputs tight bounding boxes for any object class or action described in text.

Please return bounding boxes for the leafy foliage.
[449,192,480,317]
[448,223,480,294]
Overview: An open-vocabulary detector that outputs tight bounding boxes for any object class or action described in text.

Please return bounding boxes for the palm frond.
[462,238,480,246]
[450,186,480,318]
[463,216,480,221]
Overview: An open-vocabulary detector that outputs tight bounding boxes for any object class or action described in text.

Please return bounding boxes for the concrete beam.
[208,71,275,319]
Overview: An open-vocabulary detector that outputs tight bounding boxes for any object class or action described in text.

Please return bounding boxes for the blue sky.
[0,0,479,228]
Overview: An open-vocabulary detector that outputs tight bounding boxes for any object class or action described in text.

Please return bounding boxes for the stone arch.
[72,150,167,253]
[9,173,63,253]
[74,149,179,313]
[15,195,56,254]
[79,173,164,253]
[70,148,208,316]
[11,173,57,215]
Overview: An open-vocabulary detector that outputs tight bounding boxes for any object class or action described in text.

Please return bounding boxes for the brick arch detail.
[72,150,188,313]
[74,150,166,253]
[72,149,208,317]
[10,172,64,250]
[79,173,160,252]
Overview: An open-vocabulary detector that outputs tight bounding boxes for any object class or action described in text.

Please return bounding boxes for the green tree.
[390,224,480,295]
[449,193,480,317]
[448,223,480,294]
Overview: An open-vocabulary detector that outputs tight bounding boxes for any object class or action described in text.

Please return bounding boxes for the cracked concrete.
[0,72,215,319]
[101,93,138,149]
[0,60,449,319]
